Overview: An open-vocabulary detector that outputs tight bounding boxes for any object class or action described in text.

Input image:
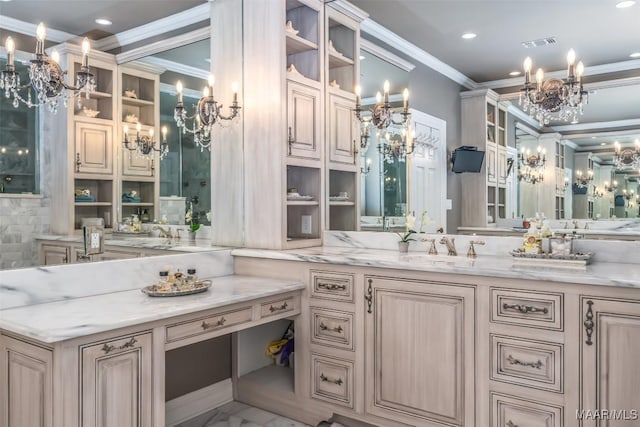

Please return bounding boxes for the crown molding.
[93,4,210,51]
[360,19,478,89]
[121,60,166,75]
[159,82,202,99]
[138,57,209,80]
[552,118,640,133]
[115,27,210,64]
[0,15,76,43]
[514,119,542,137]
[329,0,369,22]
[360,39,415,72]
[563,139,578,149]
[560,129,640,140]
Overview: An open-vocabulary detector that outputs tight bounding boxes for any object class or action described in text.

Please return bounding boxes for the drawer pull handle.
[502,303,548,315]
[269,301,289,313]
[506,421,518,427]
[506,354,543,369]
[317,282,347,291]
[101,337,137,354]
[201,317,226,330]
[365,278,373,314]
[584,300,594,346]
[320,373,343,386]
[319,323,343,334]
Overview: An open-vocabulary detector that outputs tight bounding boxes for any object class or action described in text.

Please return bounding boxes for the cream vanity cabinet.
[80,332,153,427]
[364,276,476,426]
[580,298,640,427]
[74,120,114,176]
[287,77,322,161]
[327,90,358,167]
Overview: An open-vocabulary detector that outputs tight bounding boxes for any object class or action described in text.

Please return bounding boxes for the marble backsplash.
[324,230,640,265]
[0,250,233,310]
[0,195,51,269]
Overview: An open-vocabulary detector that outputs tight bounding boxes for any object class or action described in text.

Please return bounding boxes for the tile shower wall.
[0,196,51,269]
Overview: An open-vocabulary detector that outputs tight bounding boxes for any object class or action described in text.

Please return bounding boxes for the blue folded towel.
[75,195,96,202]
[122,194,142,203]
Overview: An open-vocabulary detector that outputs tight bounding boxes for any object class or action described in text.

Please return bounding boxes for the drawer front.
[491,288,563,331]
[166,306,253,343]
[311,307,354,351]
[310,270,354,302]
[260,296,295,318]
[491,393,562,427]
[491,335,563,393]
[311,354,353,408]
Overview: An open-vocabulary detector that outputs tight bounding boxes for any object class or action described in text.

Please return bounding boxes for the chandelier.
[591,185,604,199]
[519,49,587,126]
[378,130,414,163]
[574,169,594,188]
[604,180,618,192]
[173,76,241,152]
[519,146,546,170]
[123,123,168,160]
[355,80,410,151]
[518,166,544,184]
[1,24,94,113]
[613,141,640,170]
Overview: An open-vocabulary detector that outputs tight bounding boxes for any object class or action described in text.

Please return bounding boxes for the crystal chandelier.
[173,76,241,152]
[613,141,640,170]
[574,169,594,188]
[1,24,94,113]
[355,80,410,151]
[519,146,546,170]
[519,49,587,126]
[123,123,168,160]
[518,166,544,184]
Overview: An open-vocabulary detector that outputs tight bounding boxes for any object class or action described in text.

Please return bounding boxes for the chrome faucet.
[422,238,438,255]
[153,225,173,239]
[439,237,457,256]
[467,240,485,258]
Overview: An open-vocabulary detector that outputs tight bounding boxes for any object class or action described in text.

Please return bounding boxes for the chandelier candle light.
[574,169,594,188]
[173,76,241,152]
[613,141,640,170]
[520,49,587,126]
[123,123,169,160]
[1,23,95,112]
[519,146,546,169]
[604,180,619,192]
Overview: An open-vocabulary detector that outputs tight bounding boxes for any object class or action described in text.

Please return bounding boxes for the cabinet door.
[328,92,357,167]
[365,277,475,426]
[81,333,152,427]
[40,244,70,266]
[287,80,321,160]
[581,298,640,427]
[487,143,497,185]
[122,151,154,177]
[1,336,53,427]
[75,122,113,175]
[497,146,507,186]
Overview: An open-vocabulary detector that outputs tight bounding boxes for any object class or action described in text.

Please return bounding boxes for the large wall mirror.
[125,39,211,226]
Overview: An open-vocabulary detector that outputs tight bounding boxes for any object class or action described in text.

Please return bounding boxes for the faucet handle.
[421,238,438,255]
[175,229,181,239]
[467,240,485,258]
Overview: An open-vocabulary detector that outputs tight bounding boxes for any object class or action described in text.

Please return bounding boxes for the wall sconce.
[604,180,618,192]
[123,123,168,160]
[518,166,544,184]
[574,169,594,188]
[360,158,371,175]
[591,185,604,199]
[556,176,569,193]
[519,146,546,170]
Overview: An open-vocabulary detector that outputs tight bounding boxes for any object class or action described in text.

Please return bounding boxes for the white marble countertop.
[35,234,229,252]
[232,246,640,288]
[0,275,304,344]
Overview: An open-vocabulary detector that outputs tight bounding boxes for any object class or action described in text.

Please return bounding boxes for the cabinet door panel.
[328,92,357,166]
[40,244,70,266]
[75,122,113,175]
[582,298,640,427]
[122,150,154,177]
[81,333,152,427]
[365,277,475,426]
[487,144,497,184]
[287,80,321,160]
[498,146,507,186]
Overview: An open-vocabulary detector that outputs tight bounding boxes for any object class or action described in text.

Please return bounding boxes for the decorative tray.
[510,250,594,269]
[287,194,314,201]
[329,196,350,202]
[142,279,212,297]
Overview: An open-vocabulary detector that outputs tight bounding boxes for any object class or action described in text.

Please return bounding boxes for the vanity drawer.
[311,354,354,408]
[311,307,354,351]
[260,296,295,318]
[491,334,563,393]
[491,288,563,331]
[166,306,253,343]
[310,270,354,303]
[491,393,562,427]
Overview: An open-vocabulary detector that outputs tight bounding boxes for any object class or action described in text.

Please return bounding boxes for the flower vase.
[398,241,409,253]
[188,230,196,242]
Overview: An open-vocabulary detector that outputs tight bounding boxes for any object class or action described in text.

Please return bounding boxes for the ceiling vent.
[521,37,557,48]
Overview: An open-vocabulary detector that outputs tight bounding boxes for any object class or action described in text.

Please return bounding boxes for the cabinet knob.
[269,301,289,313]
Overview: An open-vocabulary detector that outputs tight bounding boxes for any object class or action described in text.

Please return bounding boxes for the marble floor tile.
[176,401,312,427]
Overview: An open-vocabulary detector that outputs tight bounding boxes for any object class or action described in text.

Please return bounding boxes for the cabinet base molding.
[165,378,233,427]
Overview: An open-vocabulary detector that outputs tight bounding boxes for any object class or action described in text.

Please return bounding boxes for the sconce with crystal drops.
[519,146,546,170]
[604,180,618,192]
[518,166,544,184]
[360,158,371,175]
[591,185,604,199]
[1,24,94,113]
[574,169,594,188]
[123,123,168,160]
[613,140,640,170]
[378,129,414,164]
[556,176,569,193]
[173,76,241,152]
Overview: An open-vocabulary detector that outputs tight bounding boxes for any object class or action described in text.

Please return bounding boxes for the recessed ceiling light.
[204,58,211,63]
[461,32,477,40]
[95,18,112,25]
[616,0,636,8]
[592,136,597,139]
[601,142,606,146]
[359,55,366,60]
[630,52,640,58]
[509,71,521,76]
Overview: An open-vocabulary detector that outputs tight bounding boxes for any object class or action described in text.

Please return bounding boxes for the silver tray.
[141,280,212,297]
[510,250,593,269]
